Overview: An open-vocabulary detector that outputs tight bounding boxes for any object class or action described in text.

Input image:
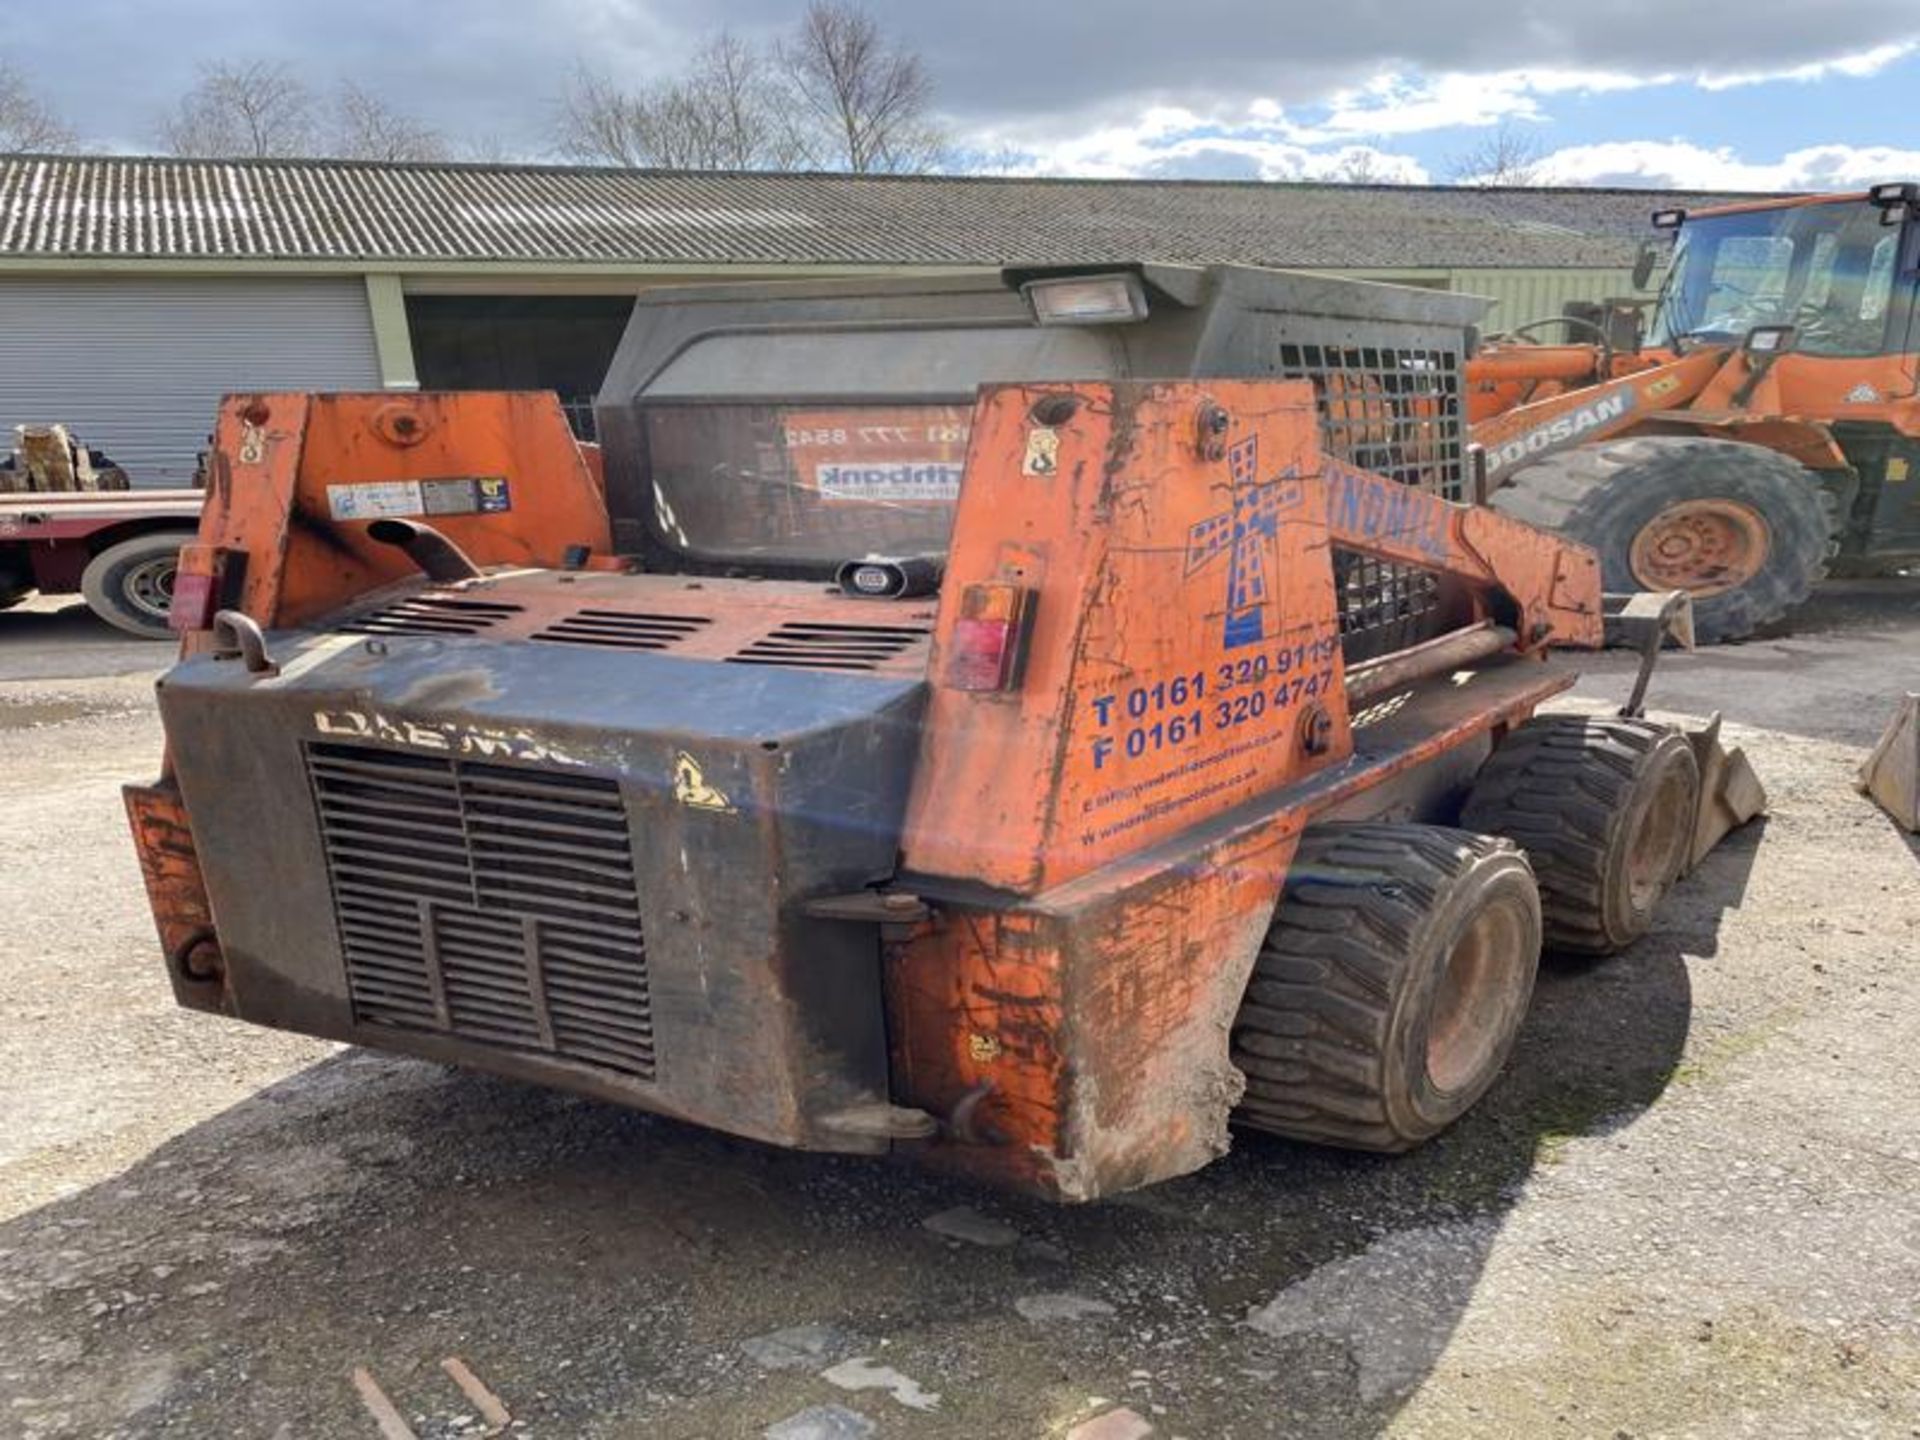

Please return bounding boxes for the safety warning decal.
[327,476,512,521]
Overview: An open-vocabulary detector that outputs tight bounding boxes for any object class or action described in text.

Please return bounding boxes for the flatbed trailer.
[0,489,203,638]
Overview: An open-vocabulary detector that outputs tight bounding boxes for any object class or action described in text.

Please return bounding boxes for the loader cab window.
[640,403,971,563]
[627,321,1118,567]
[1652,199,1903,356]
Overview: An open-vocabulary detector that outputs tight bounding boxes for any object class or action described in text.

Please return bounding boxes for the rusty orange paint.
[891,662,1574,1200]
[901,382,1340,893]
[123,779,224,1010]
[882,380,1608,1198]
[196,391,611,631]
[903,380,1603,895]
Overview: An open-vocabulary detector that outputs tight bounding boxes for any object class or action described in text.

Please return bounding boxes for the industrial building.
[0,154,1747,486]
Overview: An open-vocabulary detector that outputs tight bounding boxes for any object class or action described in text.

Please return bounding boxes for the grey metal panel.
[649,325,1118,398]
[0,276,381,487]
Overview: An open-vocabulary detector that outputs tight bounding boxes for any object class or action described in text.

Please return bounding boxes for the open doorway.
[406,295,636,438]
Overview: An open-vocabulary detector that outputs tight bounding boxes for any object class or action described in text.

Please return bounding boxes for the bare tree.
[160,60,317,158]
[458,132,521,165]
[1447,120,1549,188]
[0,60,79,153]
[1329,144,1390,185]
[776,1,942,174]
[692,31,801,169]
[332,81,448,162]
[555,33,801,170]
[554,66,640,166]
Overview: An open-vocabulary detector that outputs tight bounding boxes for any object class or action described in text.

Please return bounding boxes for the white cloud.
[1696,39,1916,89]
[1284,41,1917,143]
[1537,140,1920,190]
[971,106,1433,183]
[969,36,1920,180]
[1299,69,1639,142]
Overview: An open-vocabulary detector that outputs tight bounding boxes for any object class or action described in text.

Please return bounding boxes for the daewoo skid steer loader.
[126,265,1761,1202]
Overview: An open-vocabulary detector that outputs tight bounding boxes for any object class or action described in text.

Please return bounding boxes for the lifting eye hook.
[210,610,278,675]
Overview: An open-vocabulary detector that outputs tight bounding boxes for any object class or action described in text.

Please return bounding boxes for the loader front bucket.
[1686,713,1769,870]
[1858,693,1920,832]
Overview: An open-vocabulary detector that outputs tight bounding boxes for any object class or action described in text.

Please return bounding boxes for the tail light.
[945,583,1034,692]
[168,544,224,632]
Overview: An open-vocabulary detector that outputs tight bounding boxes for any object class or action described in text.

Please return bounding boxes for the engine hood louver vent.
[339,595,523,637]
[307,741,655,1082]
[530,608,712,651]
[727,621,931,672]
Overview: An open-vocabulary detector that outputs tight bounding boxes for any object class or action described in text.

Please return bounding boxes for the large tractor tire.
[1462,716,1699,957]
[1492,436,1830,644]
[1231,824,1542,1153]
[80,530,192,639]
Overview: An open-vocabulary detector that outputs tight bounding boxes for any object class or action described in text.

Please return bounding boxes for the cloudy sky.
[6,0,1920,187]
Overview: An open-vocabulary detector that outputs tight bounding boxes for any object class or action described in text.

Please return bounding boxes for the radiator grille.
[307,742,655,1080]
[1277,341,1460,661]
[338,595,523,637]
[531,608,711,651]
[728,621,930,672]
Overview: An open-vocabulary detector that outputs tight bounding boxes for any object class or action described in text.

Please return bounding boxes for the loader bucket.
[1685,713,1769,870]
[1858,693,1920,832]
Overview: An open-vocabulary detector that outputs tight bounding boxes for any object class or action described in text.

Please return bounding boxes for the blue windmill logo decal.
[1185,435,1302,649]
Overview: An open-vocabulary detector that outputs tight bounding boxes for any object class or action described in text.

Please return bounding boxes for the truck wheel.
[80,531,190,639]
[1492,437,1830,644]
[1231,824,1542,1152]
[1462,716,1699,957]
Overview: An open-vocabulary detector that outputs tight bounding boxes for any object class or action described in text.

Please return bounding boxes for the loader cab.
[594,264,1488,580]
[1648,193,1916,358]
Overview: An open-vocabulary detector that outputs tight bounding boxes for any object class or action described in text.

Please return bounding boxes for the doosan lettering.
[1487,392,1636,474]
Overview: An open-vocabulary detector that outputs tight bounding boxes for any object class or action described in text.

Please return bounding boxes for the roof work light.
[1021,273,1150,326]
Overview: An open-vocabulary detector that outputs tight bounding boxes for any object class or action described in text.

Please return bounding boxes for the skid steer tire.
[1231,824,1542,1153]
[1462,716,1699,958]
[1491,437,1830,644]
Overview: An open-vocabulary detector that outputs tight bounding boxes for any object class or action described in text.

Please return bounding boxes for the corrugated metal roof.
[0,155,1766,271]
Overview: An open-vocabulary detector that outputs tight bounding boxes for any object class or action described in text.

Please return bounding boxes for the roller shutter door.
[0,276,382,488]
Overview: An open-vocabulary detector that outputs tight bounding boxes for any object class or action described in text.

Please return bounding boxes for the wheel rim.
[1628,499,1771,597]
[120,556,177,622]
[1426,898,1530,1095]
[1624,761,1696,915]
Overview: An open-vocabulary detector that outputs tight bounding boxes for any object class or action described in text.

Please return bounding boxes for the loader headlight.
[1743,325,1795,354]
[1021,274,1149,326]
[1871,182,1916,224]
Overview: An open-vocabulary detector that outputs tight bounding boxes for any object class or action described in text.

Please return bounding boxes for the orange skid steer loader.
[126,268,1758,1202]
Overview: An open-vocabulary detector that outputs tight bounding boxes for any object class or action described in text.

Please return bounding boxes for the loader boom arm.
[1473,348,1727,482]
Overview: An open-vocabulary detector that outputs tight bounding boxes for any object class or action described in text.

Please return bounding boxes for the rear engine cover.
[158,606,927,1152]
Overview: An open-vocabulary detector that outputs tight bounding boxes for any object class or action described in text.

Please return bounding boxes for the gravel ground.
[1,584,1917,1440]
